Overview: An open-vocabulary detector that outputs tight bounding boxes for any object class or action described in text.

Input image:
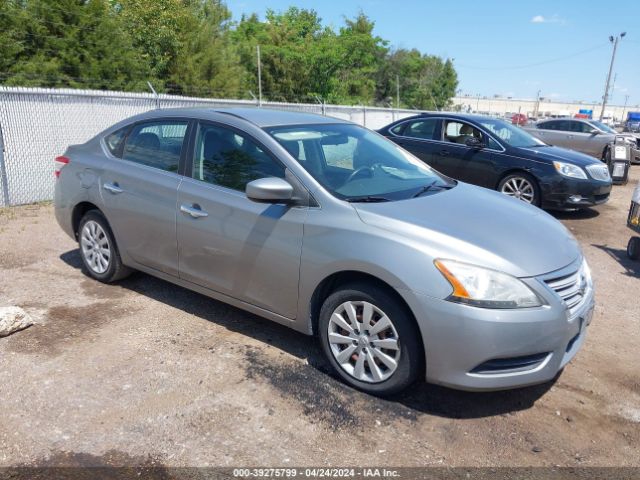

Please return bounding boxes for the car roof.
[132,107,347,128]
[409,112,508,123]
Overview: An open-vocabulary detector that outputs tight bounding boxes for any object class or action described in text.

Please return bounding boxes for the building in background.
[452,94,636,122]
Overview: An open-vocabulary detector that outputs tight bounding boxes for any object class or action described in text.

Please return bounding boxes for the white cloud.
[531,14,565,24]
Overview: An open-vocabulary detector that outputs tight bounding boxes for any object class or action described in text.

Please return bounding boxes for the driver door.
[176,121,307,319]
[435,120,494,186]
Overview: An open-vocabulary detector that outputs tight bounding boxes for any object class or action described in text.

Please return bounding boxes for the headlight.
[435,259,542,309]
[553,161,587,179]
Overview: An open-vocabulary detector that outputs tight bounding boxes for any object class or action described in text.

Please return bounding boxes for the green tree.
[0,1,459,108]
[171,0,246,97]
[0,0,150,90]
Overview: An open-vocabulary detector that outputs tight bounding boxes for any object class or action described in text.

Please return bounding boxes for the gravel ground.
[0,169,639,470]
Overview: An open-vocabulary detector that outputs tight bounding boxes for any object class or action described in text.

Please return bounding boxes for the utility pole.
[610,73,617,103]
[621,94,630,123]
[396,74,400,109]
[533,89,541,118]
[600,32,626,121]
[256,45,262,107]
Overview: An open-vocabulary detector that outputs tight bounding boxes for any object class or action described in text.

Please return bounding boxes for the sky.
[225,0,640,107]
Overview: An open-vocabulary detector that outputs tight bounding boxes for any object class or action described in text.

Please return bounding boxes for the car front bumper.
[540,177,612,210]
[410,258,593,391]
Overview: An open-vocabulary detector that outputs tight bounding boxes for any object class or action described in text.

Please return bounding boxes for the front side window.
[193,123,285,191]
[403,119,439,140]
[266,123,453,201]
[122,121,188,172]
[443,121,484,145]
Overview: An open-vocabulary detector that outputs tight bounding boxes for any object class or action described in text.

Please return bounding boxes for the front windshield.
[589,120,616,133]
[478,118,546,148]
[266,123,453,201]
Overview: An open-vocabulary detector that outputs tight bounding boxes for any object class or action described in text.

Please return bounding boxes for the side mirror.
[246,177,294,204]
[590,129,600,135]
[465,137,484,148]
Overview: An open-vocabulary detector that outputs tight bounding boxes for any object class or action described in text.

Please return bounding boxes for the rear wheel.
[318,283,423,396]
[78,210,132,283]
[498,173,540,206]
[628,237,640,261]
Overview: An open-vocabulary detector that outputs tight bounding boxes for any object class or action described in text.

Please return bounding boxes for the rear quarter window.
[104,127,128,157]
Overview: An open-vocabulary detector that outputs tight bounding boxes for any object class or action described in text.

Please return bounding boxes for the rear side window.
[403,119,439,140]
[122,121,188,173]
[105,127,128,156]
[538,121,556,130]
[390,123,405,135]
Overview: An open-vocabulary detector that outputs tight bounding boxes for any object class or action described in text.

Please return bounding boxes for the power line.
[455,43,609,71]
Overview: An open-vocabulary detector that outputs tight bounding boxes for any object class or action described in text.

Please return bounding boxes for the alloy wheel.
[500,176,536,203]
[327,300,401,383]
[80,220,111,274]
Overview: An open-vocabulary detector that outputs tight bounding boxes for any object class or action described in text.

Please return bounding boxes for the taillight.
[54,156,69,178]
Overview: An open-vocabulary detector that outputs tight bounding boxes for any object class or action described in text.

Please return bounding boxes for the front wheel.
[628,237,640,261]
[318,283,423,396]
[498,173,540,206]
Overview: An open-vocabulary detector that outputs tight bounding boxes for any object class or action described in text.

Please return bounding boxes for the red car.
[511,113,528,126]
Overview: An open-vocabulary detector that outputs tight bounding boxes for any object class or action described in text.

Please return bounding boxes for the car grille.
[586,164,610,181]
[544,265,588,316]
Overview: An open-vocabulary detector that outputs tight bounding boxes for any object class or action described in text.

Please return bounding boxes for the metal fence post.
[0,120,9,206]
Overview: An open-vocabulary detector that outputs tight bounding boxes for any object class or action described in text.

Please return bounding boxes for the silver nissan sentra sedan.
[54,108,594,396]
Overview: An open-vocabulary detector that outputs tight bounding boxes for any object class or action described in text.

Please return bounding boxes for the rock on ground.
[0,306,33,337]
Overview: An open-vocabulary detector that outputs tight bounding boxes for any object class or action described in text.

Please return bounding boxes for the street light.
[600,32,626,121]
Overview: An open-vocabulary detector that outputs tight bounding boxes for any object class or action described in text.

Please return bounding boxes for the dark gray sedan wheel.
[318,282,423,396]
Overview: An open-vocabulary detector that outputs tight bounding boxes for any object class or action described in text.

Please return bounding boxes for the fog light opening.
[569,195,583,203]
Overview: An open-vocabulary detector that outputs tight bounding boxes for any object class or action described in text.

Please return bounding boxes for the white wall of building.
[451,95,639,121]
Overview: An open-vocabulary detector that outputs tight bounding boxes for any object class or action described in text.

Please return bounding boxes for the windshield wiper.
[345,196,391,203]
[527,144,549,147]
[412,180,453,198]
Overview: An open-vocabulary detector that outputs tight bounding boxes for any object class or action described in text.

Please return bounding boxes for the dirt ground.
[0,169,639,470]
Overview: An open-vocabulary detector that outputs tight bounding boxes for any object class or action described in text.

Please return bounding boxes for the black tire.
[628,237,640,261]
[77,210,132,283]
[602,146,613,172]
[497,172,541,207]
[318,282,423,396]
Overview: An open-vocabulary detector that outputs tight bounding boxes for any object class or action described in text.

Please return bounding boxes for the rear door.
[535,120,571,148]
[176,121,306,319]
[99,119,190,276]
[388,118,441,168]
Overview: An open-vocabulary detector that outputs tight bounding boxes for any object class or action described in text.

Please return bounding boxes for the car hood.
[514,145,603,167]
[352,183,580,278]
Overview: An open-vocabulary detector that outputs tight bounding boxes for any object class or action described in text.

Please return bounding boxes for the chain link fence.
[0,86,420,206]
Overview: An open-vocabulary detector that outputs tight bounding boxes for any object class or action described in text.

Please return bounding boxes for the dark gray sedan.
[54,108,593,395]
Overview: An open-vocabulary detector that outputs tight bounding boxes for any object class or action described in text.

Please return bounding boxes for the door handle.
[180,204,208,218]
[103,182,123,194]
[439,150,450,157]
